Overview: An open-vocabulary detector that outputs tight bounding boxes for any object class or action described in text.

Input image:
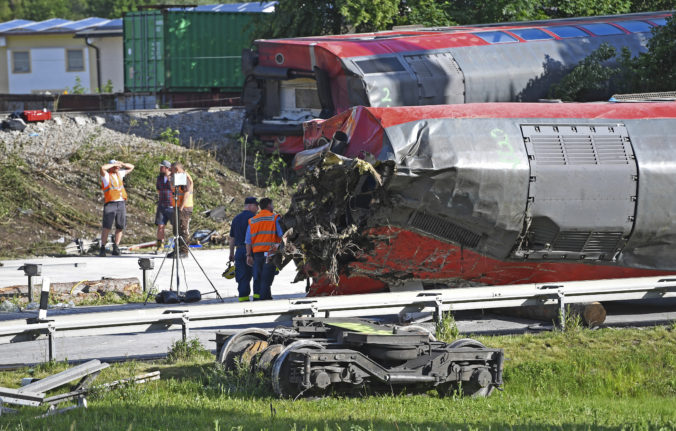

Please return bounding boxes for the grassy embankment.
[0,136,290,259]
[0,325,674,430]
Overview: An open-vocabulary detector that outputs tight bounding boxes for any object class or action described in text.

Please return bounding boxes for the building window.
[66,49,84,72]
[12,51,30,73]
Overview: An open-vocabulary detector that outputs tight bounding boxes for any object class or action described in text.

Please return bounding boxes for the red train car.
[242,11,673,154]
[282,101,676,295]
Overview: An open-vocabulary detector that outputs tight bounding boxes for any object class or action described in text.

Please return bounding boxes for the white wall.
[7,47,90,94]
[93,36,123,92]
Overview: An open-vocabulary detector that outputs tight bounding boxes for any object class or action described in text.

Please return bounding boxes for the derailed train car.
[241,12,673,154]
[280,102,676,295]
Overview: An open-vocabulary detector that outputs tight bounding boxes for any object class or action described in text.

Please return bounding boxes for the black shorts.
[102,201,126,230]
[155,205,175,226]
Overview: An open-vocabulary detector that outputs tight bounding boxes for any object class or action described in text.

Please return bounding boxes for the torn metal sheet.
[282,102,676,295]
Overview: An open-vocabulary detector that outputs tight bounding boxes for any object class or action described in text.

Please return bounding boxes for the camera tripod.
[144,187,224,305]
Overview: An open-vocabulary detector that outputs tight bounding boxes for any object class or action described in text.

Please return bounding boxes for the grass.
[0,326,674,430]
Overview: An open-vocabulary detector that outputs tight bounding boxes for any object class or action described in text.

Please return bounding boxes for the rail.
[1,275,674,361]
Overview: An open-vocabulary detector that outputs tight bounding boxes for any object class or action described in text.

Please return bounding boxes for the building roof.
[0,16,122,35]
[181,2,277,13]
[0,3,276,36]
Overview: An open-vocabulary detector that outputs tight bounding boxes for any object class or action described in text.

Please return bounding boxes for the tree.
[549,16,676,100]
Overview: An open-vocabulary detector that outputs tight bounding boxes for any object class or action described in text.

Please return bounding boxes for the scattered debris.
[0,277,142,304]
[279,150,394,285]
[191,229,217,245]
[203,205,228,222]
[0,360,160,417]
[0,359,108,417]
[0,300,20,313]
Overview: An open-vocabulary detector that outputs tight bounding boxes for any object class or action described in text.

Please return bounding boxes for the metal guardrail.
[1,276,675,361]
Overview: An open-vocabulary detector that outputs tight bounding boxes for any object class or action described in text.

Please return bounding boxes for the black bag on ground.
[155,290,180,304]
[183,289,201,303]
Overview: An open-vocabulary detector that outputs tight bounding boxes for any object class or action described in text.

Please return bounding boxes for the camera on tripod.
[172,172,187,187]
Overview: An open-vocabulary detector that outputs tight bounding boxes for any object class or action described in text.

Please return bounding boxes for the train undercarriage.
[215,317,504,398]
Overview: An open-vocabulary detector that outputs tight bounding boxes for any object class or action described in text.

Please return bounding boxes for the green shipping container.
[124,10,255,92]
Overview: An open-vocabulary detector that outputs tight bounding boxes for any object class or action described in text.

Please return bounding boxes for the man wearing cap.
[229,197,259,301]
[99,159,134,256]
[245,197,283,301]
[154,160,174,253]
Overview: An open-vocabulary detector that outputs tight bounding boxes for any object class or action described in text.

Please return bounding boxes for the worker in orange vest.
[169,162,194,258]
[245,197,283,300]
[99,159,134,257]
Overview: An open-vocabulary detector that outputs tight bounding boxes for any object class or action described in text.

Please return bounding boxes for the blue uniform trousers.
[252,252,276,300]
[235,247,253,300]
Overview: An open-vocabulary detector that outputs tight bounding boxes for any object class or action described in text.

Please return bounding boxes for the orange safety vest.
[249,209,281,253]
[101,171,127,203]
[173,184,194,208]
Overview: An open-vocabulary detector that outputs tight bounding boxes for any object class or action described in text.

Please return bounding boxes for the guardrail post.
[557,291,566,331]
[181,315,190,341]
[434,298,443,323]
[47,325,56,362]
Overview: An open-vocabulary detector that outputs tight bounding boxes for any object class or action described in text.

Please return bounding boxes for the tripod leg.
[184,243,225,302]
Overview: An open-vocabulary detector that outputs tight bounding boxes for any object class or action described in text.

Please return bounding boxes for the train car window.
[580,23,624,36]
[546,26,587,38]
[616,21,654,33]
[473,31,518,43]
[355,57,406,74]
[648,18,667,26]
[509,28,554,40]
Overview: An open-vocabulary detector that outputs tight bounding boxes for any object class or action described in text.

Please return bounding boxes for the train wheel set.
[216,317,504,398]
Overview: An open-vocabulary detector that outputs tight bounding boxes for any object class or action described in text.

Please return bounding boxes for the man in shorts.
[99,159,134,256]
[155,160,174,253]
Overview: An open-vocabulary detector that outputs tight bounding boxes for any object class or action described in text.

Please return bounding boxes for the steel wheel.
[217,328,270,369]
[444,338,495,398]
[271,340,324,398]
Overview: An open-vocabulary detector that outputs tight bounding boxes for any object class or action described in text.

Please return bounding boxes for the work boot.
[99,246,106,257]
[112,244,120,256]
[155,239,163,254]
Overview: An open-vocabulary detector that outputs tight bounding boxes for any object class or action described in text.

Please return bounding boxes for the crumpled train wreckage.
[275,102,676,296]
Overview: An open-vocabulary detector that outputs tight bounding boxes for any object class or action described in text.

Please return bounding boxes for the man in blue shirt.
[229,197,259,301]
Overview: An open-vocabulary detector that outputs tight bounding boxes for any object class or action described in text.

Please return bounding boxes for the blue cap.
[244,197,258,205]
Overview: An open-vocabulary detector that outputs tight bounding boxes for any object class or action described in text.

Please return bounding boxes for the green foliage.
[338,0,400,33]
[549,43,621,101]
[99,79,114,94]
[166,338,213,363]
[159,127,181,146]
[1,326,674,430]
[68,76,87,95]
[435,311,459,342]
[395,0,455,27]
[203,361,269,397]
[551,16,676,101]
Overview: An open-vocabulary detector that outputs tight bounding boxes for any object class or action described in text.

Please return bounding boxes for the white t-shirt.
[101,170,127,202]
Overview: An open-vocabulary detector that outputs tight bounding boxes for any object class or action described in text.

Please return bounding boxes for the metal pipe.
[84,37,102,93]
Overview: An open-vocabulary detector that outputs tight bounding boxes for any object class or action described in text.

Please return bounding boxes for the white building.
[0,17,123,94]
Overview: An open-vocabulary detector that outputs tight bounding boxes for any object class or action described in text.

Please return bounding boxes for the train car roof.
[255,11,673,57]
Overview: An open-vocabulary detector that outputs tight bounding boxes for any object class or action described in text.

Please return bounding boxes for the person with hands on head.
[99,159,134,257]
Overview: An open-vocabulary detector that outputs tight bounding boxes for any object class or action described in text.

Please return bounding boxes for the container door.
[124,11,165,92]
